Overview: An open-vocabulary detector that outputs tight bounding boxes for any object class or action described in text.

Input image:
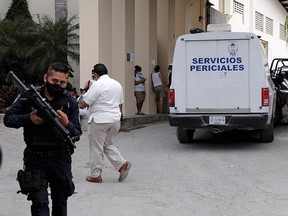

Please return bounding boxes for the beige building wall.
[134,0,158,114]
[157,0,170,113]
[191,0,204,29]
[148,0,158,114]
[79,0,209,115]
[80,0,159,115]
[79,0,113,87]
[79,0,99,88]
[0,0,208,115]
[99,1,112,73]
[111,0,135,115]
[168,0,176,64]
[135,0,150,114]
[156,0,208,113]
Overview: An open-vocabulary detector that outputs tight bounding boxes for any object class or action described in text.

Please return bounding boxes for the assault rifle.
[6,71,76,150]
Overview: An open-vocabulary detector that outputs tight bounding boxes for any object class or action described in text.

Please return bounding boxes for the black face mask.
[45,82,66,98]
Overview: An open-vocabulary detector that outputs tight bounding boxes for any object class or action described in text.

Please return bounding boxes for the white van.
[168,24,276,143]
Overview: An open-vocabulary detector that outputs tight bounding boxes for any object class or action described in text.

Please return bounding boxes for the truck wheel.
[260,121,274,143]
[176,127,194,143]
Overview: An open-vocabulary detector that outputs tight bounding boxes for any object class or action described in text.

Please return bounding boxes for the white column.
[112,0,135,115]
[135,0,157,114]
[79,0,112,88]
[79,0,100,87]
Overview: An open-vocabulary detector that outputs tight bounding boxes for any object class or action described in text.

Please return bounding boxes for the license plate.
[209,116,225,125]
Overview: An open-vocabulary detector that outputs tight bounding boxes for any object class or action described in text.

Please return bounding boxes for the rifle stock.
[6,71,76,149]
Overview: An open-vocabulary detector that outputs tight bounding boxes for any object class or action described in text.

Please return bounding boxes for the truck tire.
[176,127,194,143]
[259,121,274,143]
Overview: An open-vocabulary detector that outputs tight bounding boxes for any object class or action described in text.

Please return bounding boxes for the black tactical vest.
[23,87,70,150]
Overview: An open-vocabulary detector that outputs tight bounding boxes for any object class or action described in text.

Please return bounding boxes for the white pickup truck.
[168,24,276,143]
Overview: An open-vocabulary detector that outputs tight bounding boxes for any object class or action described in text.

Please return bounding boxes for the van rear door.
[186,39,250,112]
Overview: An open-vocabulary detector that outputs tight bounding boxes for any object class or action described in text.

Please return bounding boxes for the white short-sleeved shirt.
[83,74,124,123]
[151,72,162,87]
[134,72,145,92]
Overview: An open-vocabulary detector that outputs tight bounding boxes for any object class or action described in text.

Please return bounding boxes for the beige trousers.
[87,121,126,177]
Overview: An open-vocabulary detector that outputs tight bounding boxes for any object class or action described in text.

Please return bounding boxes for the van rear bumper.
[168,113,269,130]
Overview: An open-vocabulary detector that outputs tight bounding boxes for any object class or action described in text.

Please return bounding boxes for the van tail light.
[169,89,175,107]
[262,88,269,106]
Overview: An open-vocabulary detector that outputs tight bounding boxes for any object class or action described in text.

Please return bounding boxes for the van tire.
[176,127,194,143]
[259,122,274,143]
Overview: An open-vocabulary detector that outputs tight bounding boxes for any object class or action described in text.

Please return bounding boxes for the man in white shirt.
[78,63,131,183]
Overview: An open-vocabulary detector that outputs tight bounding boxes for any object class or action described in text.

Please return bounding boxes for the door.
[185,39,250,111]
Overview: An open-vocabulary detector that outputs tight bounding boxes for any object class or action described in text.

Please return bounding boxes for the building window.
[265,17,273,35]
[233,0,244,24]
[280,24,286,41]
[255,11,264,32]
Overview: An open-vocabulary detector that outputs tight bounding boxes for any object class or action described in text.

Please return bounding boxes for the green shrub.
[0,85,19,113]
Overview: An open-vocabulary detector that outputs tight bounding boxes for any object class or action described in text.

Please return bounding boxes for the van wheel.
[176,127,194,143]
[260,122,274,143]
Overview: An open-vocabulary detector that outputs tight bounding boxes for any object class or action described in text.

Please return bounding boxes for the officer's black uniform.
[4,85,82,216]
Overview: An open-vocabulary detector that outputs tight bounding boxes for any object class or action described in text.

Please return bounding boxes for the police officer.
[4,62,82,216]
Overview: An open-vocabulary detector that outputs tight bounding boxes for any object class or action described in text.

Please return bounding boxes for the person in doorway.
[83,71,96,93]
[4,62,82,216]
[151,65,168,114]
[134,65,146,115]
[78,63,131,183]
[79,71,97,119]
[167,64,173,88]
[69,87,79,99]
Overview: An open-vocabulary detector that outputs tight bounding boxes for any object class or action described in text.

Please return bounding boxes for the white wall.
[0,0,12,20]
[210,0,288,64]
[253,0,287,63]
[28,0,54,21]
